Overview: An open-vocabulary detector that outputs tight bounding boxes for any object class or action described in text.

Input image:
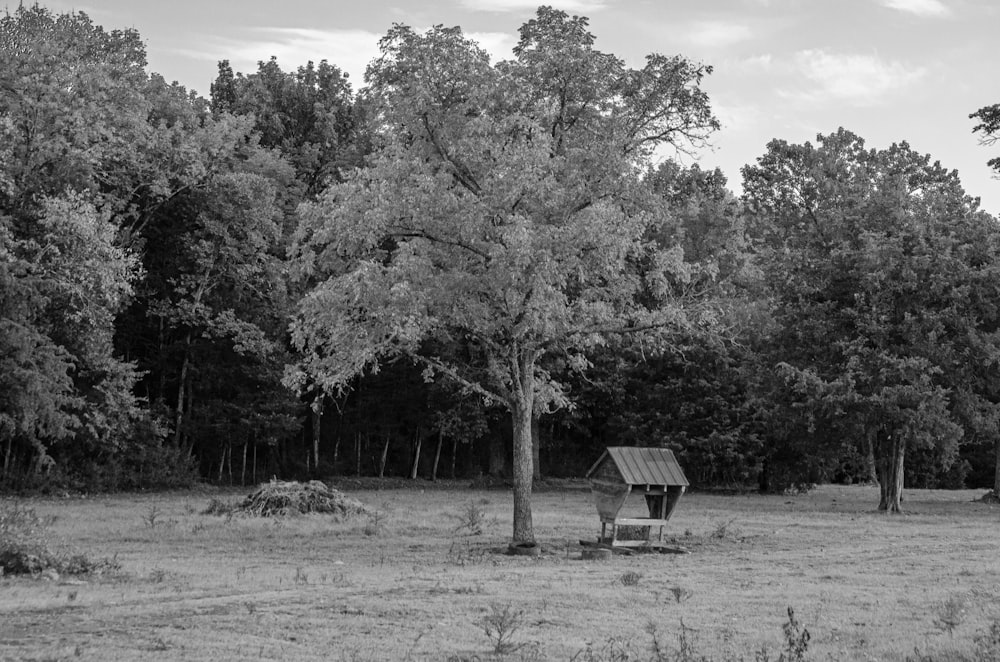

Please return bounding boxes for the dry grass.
[1,483,999,660]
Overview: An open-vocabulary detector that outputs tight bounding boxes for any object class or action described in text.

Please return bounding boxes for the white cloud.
[466,32,519,61]
[735,53,775,72]
[880,0,951,17]
[685,21,753,48]
[784,49,926,106]
[173,27,518,88]
[173,28,383,85]
[457,0,607,12]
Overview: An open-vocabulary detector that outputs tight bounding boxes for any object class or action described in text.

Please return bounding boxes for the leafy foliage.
[288,8,720,541]
[744,128,1000,504]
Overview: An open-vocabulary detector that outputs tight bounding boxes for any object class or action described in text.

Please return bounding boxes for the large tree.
[0,7,149,479]
[744,128,999,510]
[287,7,718,543]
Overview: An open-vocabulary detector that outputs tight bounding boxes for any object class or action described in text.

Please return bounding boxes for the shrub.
[0,502,118,576]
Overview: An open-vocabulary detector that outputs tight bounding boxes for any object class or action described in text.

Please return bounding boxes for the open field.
[2,483,1000,661]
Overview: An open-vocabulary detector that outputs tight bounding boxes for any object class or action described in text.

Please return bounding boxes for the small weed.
[202,498,237,516]
[710,518,741,541]
[447,539,487,566]
[479,601,525,655]
[364,501,391,537]
[294,566,309,584]
[148,567,166,583]
[934,595,967,638]
[452,500,488,535]
[571,637,638,662]
[619,570,642,587]
[142,504,162,529]
[974,618,1000,661]
[777,607,810,662]
[669,586,693,603]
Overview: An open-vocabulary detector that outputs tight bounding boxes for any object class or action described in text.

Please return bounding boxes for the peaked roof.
[586,446,689,487]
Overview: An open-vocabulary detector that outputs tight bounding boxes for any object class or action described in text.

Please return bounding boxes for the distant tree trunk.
[487,431,505,476]
[410,429,422,479]
[379,433,390,478]
[332,436,340,474]
[3,437,11,478]
[451,436,458,479]
[531,414,541,481]
[356,432,362,476]
[173,333,192,447]
[994,437,1000,494]
[252,443,257,484]
[432,430,443,481]
[877,434,905,512]
[865,429,878,484]
[510,351,536,544]
[311,398,323,472]
[217,444,226,483]
[240,443,247,486]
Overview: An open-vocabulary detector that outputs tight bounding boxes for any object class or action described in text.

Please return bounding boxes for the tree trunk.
[877,434,905,513]
[487,431,505,476]
[311,398,323,472]
[217,444,226,483]
[410,430,422,479]
[379,433,390,478]
[451,436,458,479]
[865,429,878,484]
[252,443,257,484]
[240,443,247,486]
[3,437,11,478]
[511,395,535,543]
[994,437,1000,494]
[332,436,340,474]
[173,334,192,447]
[432,430,443,481]
[531,414,541,481]
[510,350,536,544]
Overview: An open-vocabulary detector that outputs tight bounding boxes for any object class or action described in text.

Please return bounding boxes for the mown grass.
[1,483,999,660]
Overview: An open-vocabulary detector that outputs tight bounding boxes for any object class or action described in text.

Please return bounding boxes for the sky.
[23,0,1000,215]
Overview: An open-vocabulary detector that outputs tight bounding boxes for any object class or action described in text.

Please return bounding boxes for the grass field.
[2,482,1000,661]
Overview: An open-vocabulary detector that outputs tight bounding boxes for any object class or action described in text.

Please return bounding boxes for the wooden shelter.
[585,446,688,548]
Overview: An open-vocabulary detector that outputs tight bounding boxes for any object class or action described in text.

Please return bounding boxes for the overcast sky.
[28,0,1000,214]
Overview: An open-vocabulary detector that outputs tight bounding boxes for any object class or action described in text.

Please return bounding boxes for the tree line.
[3,6,1000,522]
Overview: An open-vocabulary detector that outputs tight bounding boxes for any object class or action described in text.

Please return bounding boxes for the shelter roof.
[586,446,689,487]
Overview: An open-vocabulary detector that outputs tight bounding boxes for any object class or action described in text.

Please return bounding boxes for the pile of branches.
[238,480,369,519]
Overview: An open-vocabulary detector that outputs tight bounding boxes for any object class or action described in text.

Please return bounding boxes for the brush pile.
[980,490,1000,504]
[238,480,370,519]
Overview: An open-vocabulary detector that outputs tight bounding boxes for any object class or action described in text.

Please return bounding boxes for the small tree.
[287,8,718,543]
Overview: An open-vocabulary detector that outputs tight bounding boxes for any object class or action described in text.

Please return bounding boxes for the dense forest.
[3,5,1000,512]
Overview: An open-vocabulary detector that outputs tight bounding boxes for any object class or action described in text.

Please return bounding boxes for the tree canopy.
[287,8,720,542]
